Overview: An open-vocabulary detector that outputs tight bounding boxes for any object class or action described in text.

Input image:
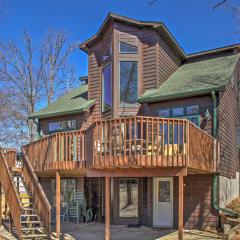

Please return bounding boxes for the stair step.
[21,214,39,219]
[21,227,45,231]
[21,234,48,239]
[22,220,42,224]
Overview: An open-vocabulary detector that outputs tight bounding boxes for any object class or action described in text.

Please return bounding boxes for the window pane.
[102,63,112,112]
[119,178,138,218]
[120,61,138,105]
[49,120,76,133]
[119,42,138,53]
[103,41,112,61]
[158,181,170,202]
[159,109,170,118]
[172,107,184,117]
[186,105,199,115]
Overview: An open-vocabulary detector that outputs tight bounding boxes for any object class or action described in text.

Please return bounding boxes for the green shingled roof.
[30,84,95,119]
[138,54,240,103]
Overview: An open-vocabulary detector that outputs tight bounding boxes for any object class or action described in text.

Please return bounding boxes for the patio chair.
[60,205,68,222]
[67,202,80,223]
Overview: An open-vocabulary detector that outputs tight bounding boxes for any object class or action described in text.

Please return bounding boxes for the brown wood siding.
[218,62,240,177]
[174,174,219,229]
[87,20,181,119]
[145,96,213,136]
[157,35,180,87]
[141,29,158,92]
[88,23,114,121]
[107,175,218,229]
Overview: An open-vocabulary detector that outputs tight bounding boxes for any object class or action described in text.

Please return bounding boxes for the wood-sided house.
[1,13,240,240]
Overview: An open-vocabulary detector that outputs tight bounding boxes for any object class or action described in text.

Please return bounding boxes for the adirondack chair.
[67,202,80,223]
[74,191,93,222]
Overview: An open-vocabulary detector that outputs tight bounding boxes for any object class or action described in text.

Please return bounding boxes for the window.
[159,109,170,118]
[172,107,184,117]
[103,41,112,61]
[52,179,76,208]
[119,42,138,53]
[119,178,138,218]
[120,61,138,106]
[49,120,76,133]
[102,63,112,112]
[158,181,170,202]
[186,105,199,115]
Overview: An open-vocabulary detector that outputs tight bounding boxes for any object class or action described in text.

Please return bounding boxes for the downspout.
[211,91,240,217]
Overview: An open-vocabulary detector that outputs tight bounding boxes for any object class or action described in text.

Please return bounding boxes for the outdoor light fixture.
[204,109,210,120]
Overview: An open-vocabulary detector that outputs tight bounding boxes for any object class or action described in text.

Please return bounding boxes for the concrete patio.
[52,222,223,240]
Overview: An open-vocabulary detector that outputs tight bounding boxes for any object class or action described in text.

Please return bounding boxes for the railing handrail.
[94,115,189,124]
[0,149,22,235]
[23,129,87,147]
[21,147,51,234]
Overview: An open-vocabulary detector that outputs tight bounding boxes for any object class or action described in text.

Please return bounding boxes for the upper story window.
[158,105,200,127]
[120,61,138,106]
[102,63,112,112]
[119,42,138,53]
[49,120,76,134]
[103,41,112,61]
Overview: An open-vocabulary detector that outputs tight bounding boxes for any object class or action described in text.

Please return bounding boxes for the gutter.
[211,91,240,218]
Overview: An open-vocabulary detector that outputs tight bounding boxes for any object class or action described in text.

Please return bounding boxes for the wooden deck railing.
[92,116,218,171]
[21,148,51,235]
[23,116,218,173]
[23,130,86,172]
[2,148,17,169]
[93,117,188,168]
[0,149,22,235]
[188,122,217,172]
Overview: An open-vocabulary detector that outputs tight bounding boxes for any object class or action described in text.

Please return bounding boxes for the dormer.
[80,13,185,120]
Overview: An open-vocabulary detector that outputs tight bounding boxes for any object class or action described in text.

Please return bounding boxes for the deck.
[23,116,219,175]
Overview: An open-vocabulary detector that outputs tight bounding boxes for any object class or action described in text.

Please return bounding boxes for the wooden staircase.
[13,173,49,239]
[0,149,51,240]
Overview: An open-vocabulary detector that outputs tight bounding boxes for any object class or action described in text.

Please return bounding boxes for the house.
[1,13,240,240]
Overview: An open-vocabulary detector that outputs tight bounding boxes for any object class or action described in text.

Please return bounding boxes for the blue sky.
[0,0,239,78]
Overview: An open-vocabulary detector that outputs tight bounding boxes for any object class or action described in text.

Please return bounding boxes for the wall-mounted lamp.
[204,109,211,121]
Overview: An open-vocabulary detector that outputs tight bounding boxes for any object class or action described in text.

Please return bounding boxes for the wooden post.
[0,183,2,225]
[178,175,184,240]
[56,171,61,239]
[105,176,110,240]
[9,212,13,233]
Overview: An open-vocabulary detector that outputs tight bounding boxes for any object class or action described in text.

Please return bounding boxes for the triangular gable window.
[119,42,138,53]
[103,41,112,61]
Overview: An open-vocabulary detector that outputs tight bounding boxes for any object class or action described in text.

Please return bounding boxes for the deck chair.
[74,191,88,222]
[67,203,79,223]
[74,191,93,222]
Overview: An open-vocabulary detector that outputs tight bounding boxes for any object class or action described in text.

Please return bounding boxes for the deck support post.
[56,171,61,239]
[105,176,110,240]
[178,175,184,240]
[9,212,13,233]
[0,183,2,225]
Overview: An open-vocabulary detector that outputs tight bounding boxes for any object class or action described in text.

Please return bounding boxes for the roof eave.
[138,86,225,104]
[29,101,95,120]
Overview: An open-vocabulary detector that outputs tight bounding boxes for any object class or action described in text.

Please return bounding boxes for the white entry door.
[154,177,173,227]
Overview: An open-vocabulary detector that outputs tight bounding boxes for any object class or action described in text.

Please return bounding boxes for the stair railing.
[21,147,51,236]
[0,149,22,235]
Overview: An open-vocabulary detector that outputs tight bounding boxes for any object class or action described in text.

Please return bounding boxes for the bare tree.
[0,30,78,146]
[0,32,41,143]
[40,29,78,104]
